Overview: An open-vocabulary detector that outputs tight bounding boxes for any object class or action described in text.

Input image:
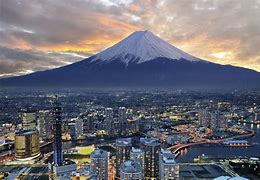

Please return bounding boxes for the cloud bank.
[0,0,259,77]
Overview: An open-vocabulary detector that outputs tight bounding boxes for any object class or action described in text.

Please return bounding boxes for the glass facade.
[52,100,63,166]
[15,130,40,160]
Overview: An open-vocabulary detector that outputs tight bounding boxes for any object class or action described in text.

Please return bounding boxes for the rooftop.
[15,129,38,136]
[90,149,108,158]
[140,137,160,146]
[131,147,143,153]
[116,138,132,146]
[121,159,141,173]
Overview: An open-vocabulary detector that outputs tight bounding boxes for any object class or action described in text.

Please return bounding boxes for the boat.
[222,140,253,147]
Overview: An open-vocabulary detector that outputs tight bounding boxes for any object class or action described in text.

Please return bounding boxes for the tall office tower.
[130,147,145,169]
[120,159,143,180]
[198,109,210,128]
[37,110,52,140]
[215,111,228,129]
[84,114,94,133]
[104,108,114,135]
[210,111,227,130]
[49,97,76,179]
[140,138,160,179]
[210,111,219,130]
[75,117,83,139]
[159,149,179,180]
[119,107,127,135]
[15,130,40,160]
[20,108,37,130]
[127,118,139,135]
[52,99,63,166]
[90,149,109,180]
[220,112,228,128]
[68,122,76,141]
[113,119,121,136]
[62,118,69,133]
[94,114,106,131]
[115,138,132,178]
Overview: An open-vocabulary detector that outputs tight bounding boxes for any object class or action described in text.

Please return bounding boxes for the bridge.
[168,140,220,154]
[168,128,255,154]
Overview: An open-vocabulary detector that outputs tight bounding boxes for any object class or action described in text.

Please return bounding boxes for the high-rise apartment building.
[140,138,160,179]
[75,117,83,139]
[20,108,37,130]
[90,149,109,180]
[115,138,132,178]
[130,147,144,169]
[159,149,179,180]
[37,110,52,140]
[120,159,143,180]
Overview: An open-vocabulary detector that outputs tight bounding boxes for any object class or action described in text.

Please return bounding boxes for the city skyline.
[0,90,259,179]
[1,0,260,78]
[0,0,259,179]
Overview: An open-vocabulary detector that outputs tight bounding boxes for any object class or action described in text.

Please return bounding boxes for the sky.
[0,0,260,78]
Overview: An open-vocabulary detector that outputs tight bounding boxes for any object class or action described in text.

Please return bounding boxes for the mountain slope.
[0,30,260,89]
[92,30,199,64]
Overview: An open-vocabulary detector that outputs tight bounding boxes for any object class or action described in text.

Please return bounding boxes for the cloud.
[0,0,259,76]
[0,46,89,78]
[131,0,260,71]
[0,0,141,50]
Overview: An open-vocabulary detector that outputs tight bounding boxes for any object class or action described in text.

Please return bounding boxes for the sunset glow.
[0,0,259,78]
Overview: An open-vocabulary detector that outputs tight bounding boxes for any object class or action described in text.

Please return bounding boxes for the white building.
[120,159,143,180]
[21,109,37,130]
[90,149,109,180]
[37,110,52,140]
[75,118,83,139]
[159,149,179,180]
[105,108,114,135]
[199,109,227,130]
[130,147,144,169]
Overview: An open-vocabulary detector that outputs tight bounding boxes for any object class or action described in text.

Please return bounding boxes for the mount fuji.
[1,30,260,89]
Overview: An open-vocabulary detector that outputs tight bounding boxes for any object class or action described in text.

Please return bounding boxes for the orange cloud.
[94,13,141,32]
[128,4,142,13]
[5,13,141,55]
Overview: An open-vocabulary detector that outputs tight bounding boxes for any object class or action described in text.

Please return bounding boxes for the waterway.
[177,123,260,162]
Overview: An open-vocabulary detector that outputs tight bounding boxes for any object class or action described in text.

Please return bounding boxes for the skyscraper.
[210,111,227,130]
[119,107,127,135]
[84,114,95,133]
[68,122,76,141]
[49,97,77,179]
[104,108,114,136]
[210,111,219,130]
[140,138,160,179]
[20,108,37,130]
[75,117,83,139]
[90,149,109,180]
[52,98,63,166]
[159,149,179,180]
[115,138,132,178]
[120,159,143,180]
[199,109,227,130]
[37,110,52,140]
[130,147,144,169]
[15,130,40,160]
[198,108,210,128]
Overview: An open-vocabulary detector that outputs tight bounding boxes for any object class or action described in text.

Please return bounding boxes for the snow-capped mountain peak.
[91,30,200,64]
